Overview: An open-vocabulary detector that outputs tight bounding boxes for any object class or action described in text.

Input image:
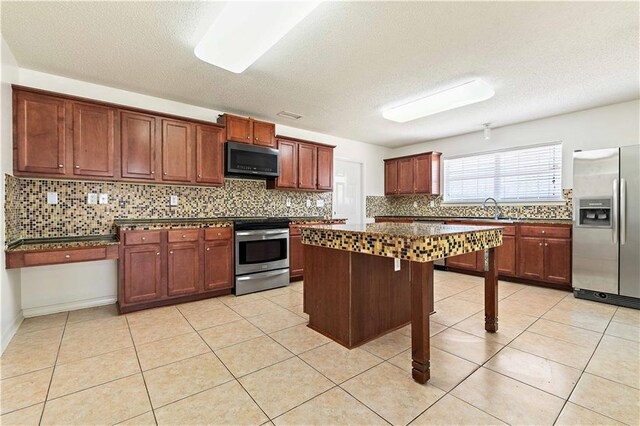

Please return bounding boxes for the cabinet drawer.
[289,226,301,236]
[24,247,107,267]
[124,231,161,246]
[168,229,200,243]
[520,225,570,239]
[204,227,232,241]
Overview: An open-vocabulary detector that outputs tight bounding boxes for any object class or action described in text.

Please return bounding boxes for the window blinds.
[444,143,563,202]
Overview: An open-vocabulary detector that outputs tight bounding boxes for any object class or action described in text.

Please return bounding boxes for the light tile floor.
[1,272,638,425]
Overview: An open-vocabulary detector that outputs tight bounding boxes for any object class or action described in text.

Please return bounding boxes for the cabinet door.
[162,119,192,182]
[253,120,275,147]
[298,143,318,189]
[544,238,572,285]
[397,158,414,194]
[72,102,115,178]
[195,124,224,185]
[413,154,432,194]
[122,245,162,304]
[204,240,233,291]
[384,160,398,195]
[167,242,201,297]
[518,237,545,280]
[275,140,298,188]
[121,111,157,180]
[15,91,67,175]
[225,115,252,144]
[497,235,517,276]
[316,146,333,191]
[290,234,304,277]
[446,251,478,271]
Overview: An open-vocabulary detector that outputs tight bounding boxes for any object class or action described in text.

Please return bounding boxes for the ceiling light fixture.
[277,111,303,120]
[483,123,491,140]
[194,1,320,73]
[382,79,495,123]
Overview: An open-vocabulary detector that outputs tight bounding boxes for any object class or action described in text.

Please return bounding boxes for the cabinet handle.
[64,254,71,259]
[169,251,173,254]
[58,164,64,168]
[156,252,160,256]
[545,243,548,247]
[163,172,167,175]
[74,165,80,169]
[151,171,155,174]
[141,237,146,241]
[181,234,187,238]
[217,232,221,237]
[206,247,210,251]
[539,242,543,246]
[541,230,546,234]
[247,136,250,139]
[198,174,202,178]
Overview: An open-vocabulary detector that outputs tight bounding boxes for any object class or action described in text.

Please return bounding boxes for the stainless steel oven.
[234,218,290,295]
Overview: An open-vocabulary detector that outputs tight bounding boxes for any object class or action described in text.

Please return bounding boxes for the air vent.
[277,111,303,120]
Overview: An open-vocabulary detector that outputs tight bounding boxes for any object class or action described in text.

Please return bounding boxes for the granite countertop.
[114,216,345,230]
[299,223,503,263]
[375,215,573,225]
[6,235,120,252]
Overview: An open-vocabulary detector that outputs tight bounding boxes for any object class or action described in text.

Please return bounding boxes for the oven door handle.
[236,230,289,237]
[236,269,290,280]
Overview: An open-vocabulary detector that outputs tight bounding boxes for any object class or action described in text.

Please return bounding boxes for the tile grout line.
[37,311,69,426]
[124,315,159,426]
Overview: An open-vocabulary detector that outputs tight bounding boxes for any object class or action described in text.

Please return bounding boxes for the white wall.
[391,100,640,188]
[11,68,390,318]
[1,37,22,353]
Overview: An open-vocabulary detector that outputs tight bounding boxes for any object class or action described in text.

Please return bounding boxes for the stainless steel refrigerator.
[573,145,639,309]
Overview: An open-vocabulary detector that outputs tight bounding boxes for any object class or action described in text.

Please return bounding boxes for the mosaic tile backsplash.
[5,176,332,241]
[366,190,573,220]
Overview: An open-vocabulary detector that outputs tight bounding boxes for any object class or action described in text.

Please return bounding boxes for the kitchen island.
[299,222,503,384]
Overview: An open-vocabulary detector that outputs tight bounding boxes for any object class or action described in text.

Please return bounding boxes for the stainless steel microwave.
[225,142,279,178]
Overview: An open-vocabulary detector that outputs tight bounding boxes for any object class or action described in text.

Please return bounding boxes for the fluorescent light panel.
[383,79,495,123]
[195,1,320,73]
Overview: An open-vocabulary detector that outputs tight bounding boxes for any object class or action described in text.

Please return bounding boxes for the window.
[443,143,562,203]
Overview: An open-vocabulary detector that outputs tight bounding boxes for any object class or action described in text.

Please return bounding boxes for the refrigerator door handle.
[612,179,619,244]
[620,178,626,245]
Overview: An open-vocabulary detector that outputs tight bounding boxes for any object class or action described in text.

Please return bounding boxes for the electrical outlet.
[99,193,109,204]
[394,258,401,271]
[316,199,325,207]
[170,195,178,206]
[306,199,311,208]
[429,200,435,207]
[47,192,58,205]
[286,198,291,207]
[87,193,98,205]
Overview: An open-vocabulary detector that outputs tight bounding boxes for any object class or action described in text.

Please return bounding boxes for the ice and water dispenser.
[577,198,612,227]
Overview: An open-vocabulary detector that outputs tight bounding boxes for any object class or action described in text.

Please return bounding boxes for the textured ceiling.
[2,1,638,147]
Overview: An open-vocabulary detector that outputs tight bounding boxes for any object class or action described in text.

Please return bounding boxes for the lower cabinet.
[118,227,233,312]
[290,233,304,279]
[542,238,572,285]
[446,251,480,271]
[497,235,517,276]
[122,245,162,305]
[204,240,233,291]
[517,237,545,280]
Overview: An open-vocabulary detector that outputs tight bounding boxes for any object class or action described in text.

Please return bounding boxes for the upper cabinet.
[217,113,275,148]
[267,136,334,192]
[383,152,441,196]
[13,86,225,187]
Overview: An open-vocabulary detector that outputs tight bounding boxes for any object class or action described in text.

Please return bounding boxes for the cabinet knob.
[539,242,543,246]
[163,172,167,175]
[141,237,146,241]
[169,251,174,254]
[58,164,64,168]
[545,243,548,247]
[151,171,155,174]
[74,165,80,169]
[206,247,210,251]
[198,174,202,178]
[217,232,221,236]
[156,252,160,256]
[247,136,250,139]
[181,234,186,238]
[64,254,71,259]
[541,230,546,234]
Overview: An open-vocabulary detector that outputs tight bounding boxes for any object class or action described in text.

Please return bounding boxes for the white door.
[333,159,363,224]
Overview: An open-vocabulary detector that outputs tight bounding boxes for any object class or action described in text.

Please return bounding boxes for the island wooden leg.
[484,248,499,332]
[411,261,433,384]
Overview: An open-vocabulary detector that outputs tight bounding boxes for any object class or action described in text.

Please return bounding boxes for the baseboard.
[1,310,24,355]
[22,296,117,318]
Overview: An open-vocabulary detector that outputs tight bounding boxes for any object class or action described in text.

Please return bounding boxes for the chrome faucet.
[482,197,501,220]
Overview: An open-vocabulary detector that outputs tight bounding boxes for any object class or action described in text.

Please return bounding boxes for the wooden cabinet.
[290,233,304,279]
[204,240,233,291]
[121,111,157,181]
[267,136,334,191]
[297,143,318,190]
[14,91,67,175]
[195,124,224,185]
[118,226,234,313]
[218,114,275,147]
[167,242,200,296]
[161,119,193,182]
[72,102,116,178]
[518,237,545,280]
[316,146,333,190]
[446,251,480,271]
[544,238,572,284]
[497,235,517,276]
[122,245,162,305]
[384,152,441,196]
[384,160,398,195]
[517,226,572,287]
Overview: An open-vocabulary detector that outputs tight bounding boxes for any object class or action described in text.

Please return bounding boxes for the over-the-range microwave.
[225,141,280,178]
